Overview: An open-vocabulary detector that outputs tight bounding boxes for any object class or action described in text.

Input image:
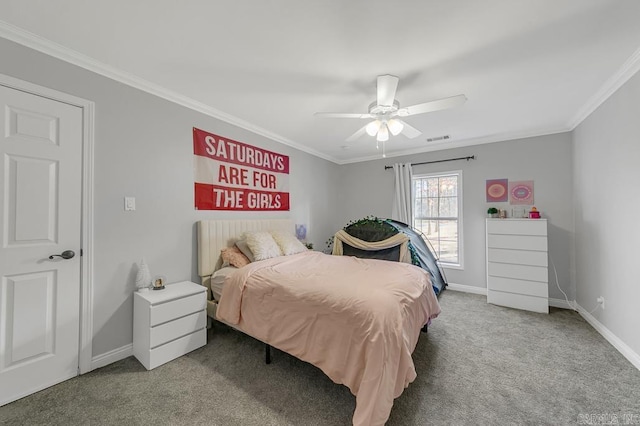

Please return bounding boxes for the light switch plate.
[124,196,136,211]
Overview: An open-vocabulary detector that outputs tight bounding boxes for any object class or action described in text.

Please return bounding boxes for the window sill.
[441,263,463,271]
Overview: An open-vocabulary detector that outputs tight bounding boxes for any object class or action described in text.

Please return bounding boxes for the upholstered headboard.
[197,219,294,278]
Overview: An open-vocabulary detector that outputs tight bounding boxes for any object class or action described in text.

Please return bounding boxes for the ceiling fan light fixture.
[365,120,381,136]
[377,124,389,142]
[315,74,466,156]
[387,119,404,136]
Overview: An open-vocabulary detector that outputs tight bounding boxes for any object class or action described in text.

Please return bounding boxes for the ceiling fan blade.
[346,125,368,142]
[377,75,399,107]
[314,112,373,119]
[397,119,422,139]
[398,94,467,116]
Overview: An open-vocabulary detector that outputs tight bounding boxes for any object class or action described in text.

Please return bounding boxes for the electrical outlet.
[597,296,605,310]
[124,196,136,211]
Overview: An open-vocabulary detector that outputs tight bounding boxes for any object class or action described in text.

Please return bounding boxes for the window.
[413,171,462,267]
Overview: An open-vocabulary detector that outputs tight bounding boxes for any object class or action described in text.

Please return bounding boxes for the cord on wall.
[549,255,600,314]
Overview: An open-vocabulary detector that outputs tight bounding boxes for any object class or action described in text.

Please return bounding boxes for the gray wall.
[5,33,637,365]
[573,71,640,356]
[0,38,341,357]
[337,134,574,300]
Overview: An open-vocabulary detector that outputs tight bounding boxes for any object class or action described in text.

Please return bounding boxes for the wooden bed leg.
[265,344,272,364]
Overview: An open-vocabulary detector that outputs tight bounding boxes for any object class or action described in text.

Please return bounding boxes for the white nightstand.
[133,281,207,370]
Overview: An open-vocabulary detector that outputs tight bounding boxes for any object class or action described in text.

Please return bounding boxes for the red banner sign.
[193,128,290,211]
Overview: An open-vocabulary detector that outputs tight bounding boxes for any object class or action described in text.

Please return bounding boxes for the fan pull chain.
[382,140,386,158]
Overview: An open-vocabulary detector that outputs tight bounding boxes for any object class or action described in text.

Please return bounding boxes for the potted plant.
[487,207,499,218]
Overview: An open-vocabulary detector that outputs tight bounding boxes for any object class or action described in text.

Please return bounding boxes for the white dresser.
[133,281,207,370]
[486,219,549,313]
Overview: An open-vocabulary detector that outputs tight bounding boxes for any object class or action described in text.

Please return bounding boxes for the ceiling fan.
[314,74,466,153]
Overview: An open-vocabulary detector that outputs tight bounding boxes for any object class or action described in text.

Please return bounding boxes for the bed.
[197,219,441,426]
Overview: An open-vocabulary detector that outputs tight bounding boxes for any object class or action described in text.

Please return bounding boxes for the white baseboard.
[576,304,640,372]
[90,344,133,372]
[448,285,577,311]
[548,298,576,310]
[445,285,639,372]
[446,282,487,295]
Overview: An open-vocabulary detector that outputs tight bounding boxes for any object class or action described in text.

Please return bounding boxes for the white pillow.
[270,230,307,256]
[243,231,282,261]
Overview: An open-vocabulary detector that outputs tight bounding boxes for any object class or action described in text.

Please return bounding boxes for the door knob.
[49,250,75,260]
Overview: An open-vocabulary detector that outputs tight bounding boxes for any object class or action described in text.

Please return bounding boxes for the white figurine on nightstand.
[135,259,151,292]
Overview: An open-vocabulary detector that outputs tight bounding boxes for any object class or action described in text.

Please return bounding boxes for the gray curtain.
[391,162,413,225]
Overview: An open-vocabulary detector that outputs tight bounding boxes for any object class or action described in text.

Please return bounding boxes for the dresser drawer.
[150,293,205,326]
[488,276,548,298]
[487,248,548,267]
[487,290,548,313]
[148,329,206,369]
[488,262,548,282]
[486,219,547,235]
[487,234,547,251]
[150,310,206,348]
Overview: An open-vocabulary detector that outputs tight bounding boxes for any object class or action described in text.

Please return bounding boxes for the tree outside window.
[413,171,462,266]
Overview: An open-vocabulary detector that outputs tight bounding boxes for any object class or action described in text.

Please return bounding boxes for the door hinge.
[80,249,83,256]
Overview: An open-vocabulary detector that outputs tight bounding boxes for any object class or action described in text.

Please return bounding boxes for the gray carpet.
[2,291,639,425]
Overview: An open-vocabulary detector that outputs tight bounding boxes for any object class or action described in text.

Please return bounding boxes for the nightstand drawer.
[150,310,206,348]
[148,328,206,369]
[150,293,205,326]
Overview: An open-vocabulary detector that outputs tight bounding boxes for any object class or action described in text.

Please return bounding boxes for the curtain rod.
[384,155,475,170]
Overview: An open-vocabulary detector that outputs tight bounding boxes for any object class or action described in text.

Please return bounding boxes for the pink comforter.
[216,251,441,426]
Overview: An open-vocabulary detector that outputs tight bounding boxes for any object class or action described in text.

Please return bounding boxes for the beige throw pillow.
[270,230,307,255]
[243,231,282,261]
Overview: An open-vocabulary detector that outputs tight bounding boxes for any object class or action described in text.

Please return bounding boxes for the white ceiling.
[2,1,640,163]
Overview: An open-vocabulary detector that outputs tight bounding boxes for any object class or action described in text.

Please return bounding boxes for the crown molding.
[568,45,640,130]
[337,126,571,165]
[4,19,638,166]
[0,20,339,164]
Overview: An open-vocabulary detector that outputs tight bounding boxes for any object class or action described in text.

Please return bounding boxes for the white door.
[0,84,83,405]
